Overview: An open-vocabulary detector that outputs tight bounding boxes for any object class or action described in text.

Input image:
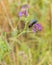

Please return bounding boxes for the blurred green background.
[0,0,52,65]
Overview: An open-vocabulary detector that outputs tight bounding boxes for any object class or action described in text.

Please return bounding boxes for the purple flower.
[32,23,42,32]
[33,28,36,32]
[18,4,29,17]
[19,12,23,17]
[19,10,28,17]
[24,10,28,16]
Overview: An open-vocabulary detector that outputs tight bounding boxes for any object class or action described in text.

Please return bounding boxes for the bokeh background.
[0,0,52,65]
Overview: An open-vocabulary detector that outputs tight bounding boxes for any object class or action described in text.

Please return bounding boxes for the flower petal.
[34,23,42,31]
[32,28,36,32]
[19,12,23,17]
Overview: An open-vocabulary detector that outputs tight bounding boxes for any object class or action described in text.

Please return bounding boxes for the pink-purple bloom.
[19,10,28,17]
[19,12,23,17]
[33,23,42,32]
[19,4,29,17]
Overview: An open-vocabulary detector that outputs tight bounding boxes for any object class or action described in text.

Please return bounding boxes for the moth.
[28,20,37,28]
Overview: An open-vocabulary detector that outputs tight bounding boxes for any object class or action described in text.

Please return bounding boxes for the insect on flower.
[28,19,42,32]
[28,19,37,28]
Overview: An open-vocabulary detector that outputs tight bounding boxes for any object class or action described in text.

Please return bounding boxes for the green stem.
[17,30,33,38]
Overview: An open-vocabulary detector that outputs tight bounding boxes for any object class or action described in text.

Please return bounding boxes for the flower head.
[19,4,29,17]
[33,23,42,32]
[19,10,28,17]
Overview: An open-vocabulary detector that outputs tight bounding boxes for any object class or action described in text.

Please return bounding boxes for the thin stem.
[17,30,33,38]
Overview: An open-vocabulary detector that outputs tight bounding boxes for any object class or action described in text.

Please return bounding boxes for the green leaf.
[0,37,11,61]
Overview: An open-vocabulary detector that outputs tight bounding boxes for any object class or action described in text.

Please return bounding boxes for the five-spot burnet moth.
[28,19,37,28]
